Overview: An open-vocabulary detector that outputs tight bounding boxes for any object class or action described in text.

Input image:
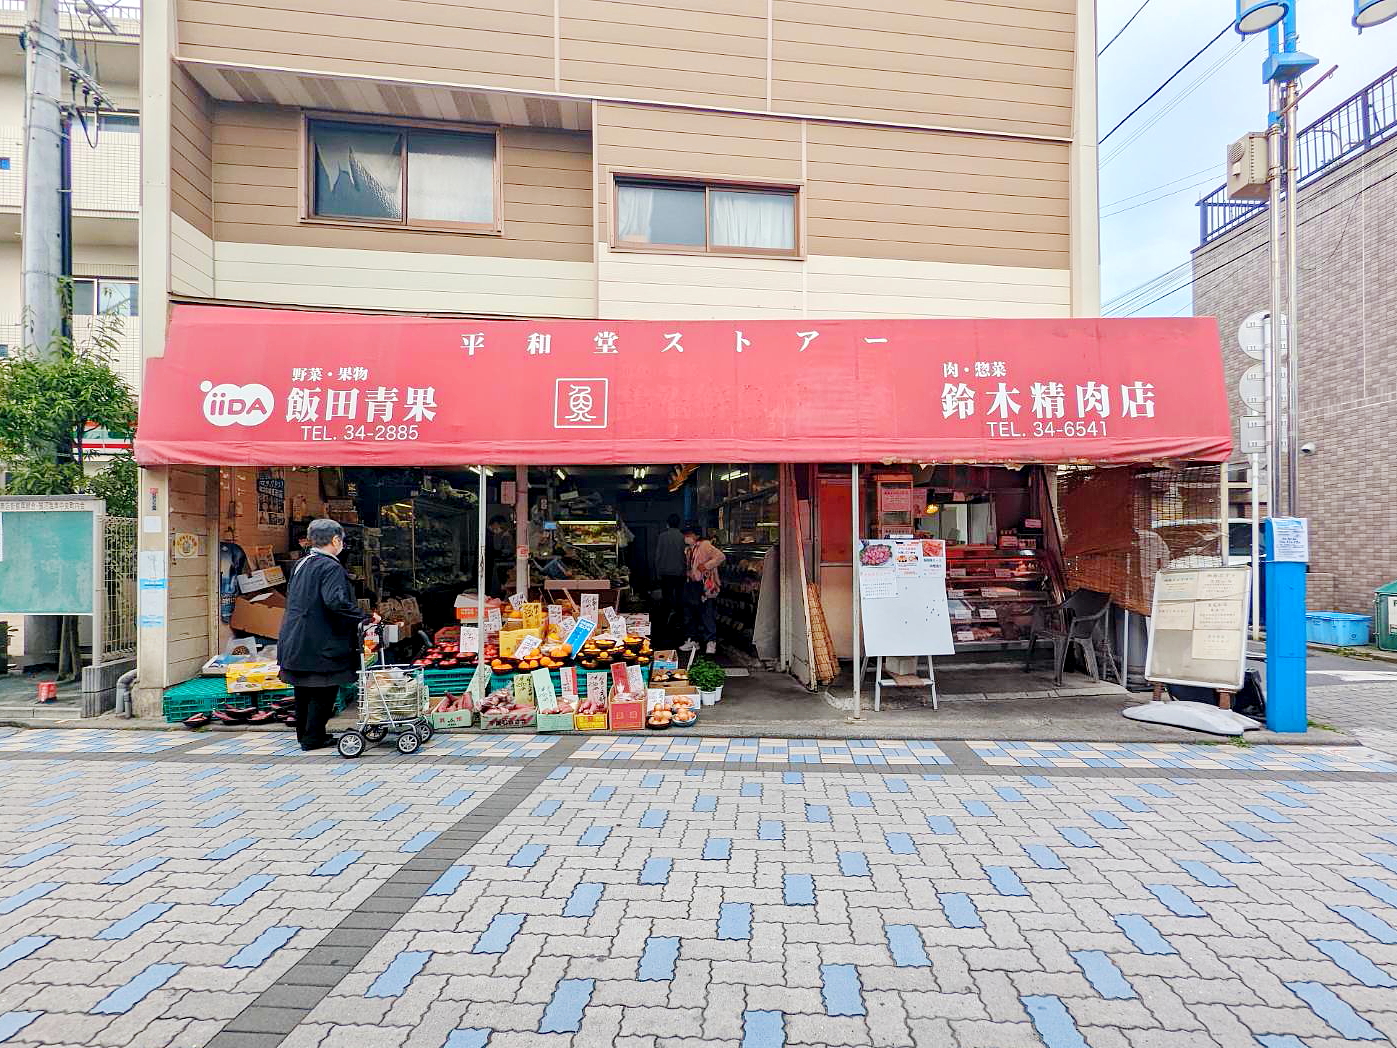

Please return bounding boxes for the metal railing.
[1198,65,1397,245]
[103,516,137,663]
[0,313,141,392]
[0,0,141,30]
[0,124,139,215]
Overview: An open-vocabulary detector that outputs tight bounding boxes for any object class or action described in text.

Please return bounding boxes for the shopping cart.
[337,625,434,758]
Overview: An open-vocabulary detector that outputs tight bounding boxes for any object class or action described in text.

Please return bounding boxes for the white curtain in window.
[616,185,657,242]
[314,125,403,220]
[710,190,795,250]
[408,131,495,224]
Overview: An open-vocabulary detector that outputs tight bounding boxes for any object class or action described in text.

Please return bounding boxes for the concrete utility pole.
[21,0,65,358]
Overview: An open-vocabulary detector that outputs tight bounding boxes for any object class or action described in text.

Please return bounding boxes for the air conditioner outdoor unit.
[1226,132,1270,201]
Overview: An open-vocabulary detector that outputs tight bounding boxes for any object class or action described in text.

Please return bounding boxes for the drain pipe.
[116,669,138,718]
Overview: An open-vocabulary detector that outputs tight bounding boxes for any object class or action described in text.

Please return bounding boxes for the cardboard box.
[479,707,537,731]
[608,693,644,731]
[431,708,474,730]
[237,567,285,594]
[230,591,287,639]
[226,660,286,693]
[535,711,575,733]
[573,712,608,731]
[663,682,698,698]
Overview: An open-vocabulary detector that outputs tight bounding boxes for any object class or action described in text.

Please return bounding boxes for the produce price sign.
[857,539,954,658]
[1144,565,1251,690]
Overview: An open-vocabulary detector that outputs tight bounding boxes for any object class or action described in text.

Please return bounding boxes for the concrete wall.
[1192,135,1397,616]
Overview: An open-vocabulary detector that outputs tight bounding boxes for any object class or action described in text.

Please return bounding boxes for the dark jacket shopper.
[654,515,688,642]
[278,519,369,751]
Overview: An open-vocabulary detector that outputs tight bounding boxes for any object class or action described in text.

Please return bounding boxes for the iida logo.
[200,381,274,427]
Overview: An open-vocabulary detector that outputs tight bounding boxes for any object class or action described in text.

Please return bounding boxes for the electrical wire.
[1099,0,1153,56]
[1101,175,1226,219]
[1099,22,1232,144]
[1101,163,1224,210]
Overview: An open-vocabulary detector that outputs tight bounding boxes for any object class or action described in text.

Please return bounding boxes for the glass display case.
[553,519,621,575]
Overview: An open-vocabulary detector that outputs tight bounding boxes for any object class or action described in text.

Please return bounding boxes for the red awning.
[135,306,1232,467]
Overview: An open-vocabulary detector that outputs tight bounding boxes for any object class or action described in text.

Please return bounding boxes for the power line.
[1101,163,1223,209]
[1102,174,1225,219]
[1099,0,1153,55]
[1099,22,1232,144]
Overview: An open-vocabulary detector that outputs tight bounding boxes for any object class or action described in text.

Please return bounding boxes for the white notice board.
[858,539,955,657]
[1144,565,1251,690]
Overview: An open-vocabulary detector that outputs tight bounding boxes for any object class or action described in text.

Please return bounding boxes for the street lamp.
[1354,0,1397,28]
[1235,0,1287,34]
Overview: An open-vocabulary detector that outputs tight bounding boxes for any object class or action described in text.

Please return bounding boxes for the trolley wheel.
[396,730,421,755]
[415,720,435,742]
[364,724,388,742]
[337,731,366,759]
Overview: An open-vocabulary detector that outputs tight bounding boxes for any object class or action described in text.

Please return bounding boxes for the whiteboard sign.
[857,539,954,657]
[1144,565,1251,690]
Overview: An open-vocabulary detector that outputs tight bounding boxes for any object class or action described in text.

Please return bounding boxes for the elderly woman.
[278,518,370,752]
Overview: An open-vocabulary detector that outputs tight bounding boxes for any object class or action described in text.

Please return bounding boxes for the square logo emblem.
[554,378,609,429]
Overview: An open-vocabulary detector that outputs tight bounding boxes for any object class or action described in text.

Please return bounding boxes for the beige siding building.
[135,0,1100,713]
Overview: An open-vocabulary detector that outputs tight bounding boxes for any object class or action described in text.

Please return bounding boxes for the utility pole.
[21,0,64,358]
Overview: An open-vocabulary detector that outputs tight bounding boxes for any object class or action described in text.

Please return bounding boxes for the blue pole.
[1263,518,1307,731]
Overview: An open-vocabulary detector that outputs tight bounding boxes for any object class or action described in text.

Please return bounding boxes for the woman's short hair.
[307,518,345,548]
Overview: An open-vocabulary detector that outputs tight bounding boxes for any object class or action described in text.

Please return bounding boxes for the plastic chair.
[1024,588,1118,686]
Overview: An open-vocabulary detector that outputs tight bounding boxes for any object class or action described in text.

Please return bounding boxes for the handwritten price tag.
[581,593,599,617]
[483,608,502,634]
[514,635,543,659]
[459,626,479,653]
[509,593,525,611]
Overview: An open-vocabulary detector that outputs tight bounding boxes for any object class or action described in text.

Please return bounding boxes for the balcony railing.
[0,0,140,35]
[1198,65,1397,246]
[0,314,141,393]
[0,124,138,215]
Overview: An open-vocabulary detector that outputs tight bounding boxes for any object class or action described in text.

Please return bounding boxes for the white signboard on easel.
[857,539,955,657]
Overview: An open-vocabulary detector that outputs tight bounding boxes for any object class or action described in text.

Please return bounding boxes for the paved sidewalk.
[1,728,1396,1047]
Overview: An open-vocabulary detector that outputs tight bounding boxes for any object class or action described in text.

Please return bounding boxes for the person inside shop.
[277,518,372,752]
[542,545,573,581]
[486,515,512,597]
[680,523,726,655]
[654,514,687,643]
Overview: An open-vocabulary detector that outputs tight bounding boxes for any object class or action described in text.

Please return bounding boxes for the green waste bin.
[1375,581,1397,652]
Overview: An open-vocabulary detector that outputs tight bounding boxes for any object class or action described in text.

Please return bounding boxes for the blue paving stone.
[348,780,383,797]
[703,837,732,861]
[939,892,982,929]
[102,856,168,885]
[882,776,908,792]
[740,782,763,798]
[0,1012,40,1042]
[838,851,870,877]
[1254,1037,1309,1048]
[1244,805,1294,824]
[1026,845,1067,870]
[806,804,831,824]
[214,874,275,906]
[637,936,680,981]
[926,816,956,835]
[847,791,874,808]
[1115,915,1176,955]
[741,1009,785,1048]
[1351,877,1397,908]
[1311,940,1397,988]
[1071,950,1136,999]
[410,769,439,784]
[196,808,246,829]
[367,950,432,998]
[198,837,255,862]
[261,773,296,788]
[1115,796,1150,813]
[1024,775,1053,788]
[91,963,182,1015]
[1331,906,1397,944]
[442,789,476,806]
[113,799,158,818]
[20,815,71,833]
[639,772,663,788]
[784,772,805,786]
[1059,827,1099,848]
[474,914,525,954]
[195,786,233,803]
[962,800,993,817]
[227,926,298,969]
[821,963,866,1017]
[0,937,51,972]
[314,850,364,877]
[441,1029,491,1048]
[886,924,929,967]
[692,794,716,813]
[426,864,473,897]
[0,883,59,916]
[1365,853,1397,876]
[1177,859,1234,888]
[562,882,604,917]
[508,844,547,868]
[1021,994,1090,1048]
[539,977,593,1034]
[531,799,562,817]
[783,874,815,906]
[279,794,315,813]
[5,843,68,868]
[590,786,615,802]
[995,786,1025,802]
[577,825,611,846]
[1203,840,1258,864]
[1226,820,1278,843]
[985,865,1029,897]
[1261,790,1308,809]
[639,858,672,885]
[759,820,784,841]
[1145,884,1206,917]
[1087,810,1126,829]
[401,831,440,853]
[97,903,172,942]
[32,790,76,808]
[885,832,916,855]
[718,902,753,940]
[639,808,667,829]
[372,803,410,822]
[1140,784,1175,798]
[546,767,570,781]
[293,819,338,840]
[1285,981,1384,1040]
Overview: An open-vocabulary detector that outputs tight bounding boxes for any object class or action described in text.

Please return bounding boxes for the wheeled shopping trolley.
[337,663,434,758]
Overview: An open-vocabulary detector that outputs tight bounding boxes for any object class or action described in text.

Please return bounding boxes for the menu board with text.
[1144,565,1251,689]
[857,538,954,658]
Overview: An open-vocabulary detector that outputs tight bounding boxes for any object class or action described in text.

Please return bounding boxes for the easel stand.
[1151,682,1233,710]
[860,655,938,712]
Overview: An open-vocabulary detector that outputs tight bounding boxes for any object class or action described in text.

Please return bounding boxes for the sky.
[1096,0,1396,316]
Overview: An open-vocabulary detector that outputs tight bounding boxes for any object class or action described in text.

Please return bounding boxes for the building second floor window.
[308,118,496,229]
[73,279,138,318]
[615,178,798,255]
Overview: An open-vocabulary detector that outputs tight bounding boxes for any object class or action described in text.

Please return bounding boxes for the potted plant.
[689,658,726,705]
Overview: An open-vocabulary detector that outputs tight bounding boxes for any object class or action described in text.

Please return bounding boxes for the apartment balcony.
[0,0,139,39]
[0,313,141,394]
[0,123,139,220]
